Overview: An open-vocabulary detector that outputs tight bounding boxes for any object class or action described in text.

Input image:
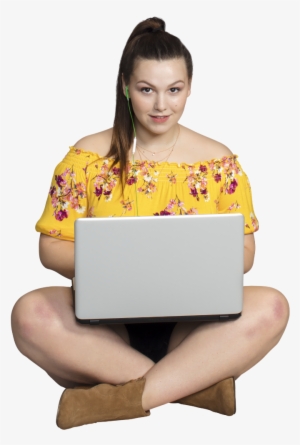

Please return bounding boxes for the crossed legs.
[11,285,289,412]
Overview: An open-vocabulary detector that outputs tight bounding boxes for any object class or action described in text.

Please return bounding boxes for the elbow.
[39,254,50,270]
[244,263,253,274]
[38,234,54,270]
[244,248,255,274]
[39,248,51,270]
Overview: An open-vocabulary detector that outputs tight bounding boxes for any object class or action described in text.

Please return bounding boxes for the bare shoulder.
[73,128,113,156]
[181,126,233,161]
[204,137,233,158]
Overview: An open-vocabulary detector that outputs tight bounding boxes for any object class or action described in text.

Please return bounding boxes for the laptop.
[72,214,244,325]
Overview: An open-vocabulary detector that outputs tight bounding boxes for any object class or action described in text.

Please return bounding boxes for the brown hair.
[106,17,193,196]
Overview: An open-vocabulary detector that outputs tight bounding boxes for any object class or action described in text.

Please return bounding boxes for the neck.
[133,121,180,153]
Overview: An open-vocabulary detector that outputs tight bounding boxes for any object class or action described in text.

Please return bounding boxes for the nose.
[154,93,167,112]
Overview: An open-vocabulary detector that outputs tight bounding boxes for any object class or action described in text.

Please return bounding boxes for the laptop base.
[75,314,241,324]
[72,283,241,324]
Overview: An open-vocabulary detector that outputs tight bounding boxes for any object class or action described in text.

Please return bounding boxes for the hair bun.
[148,24,165,33]
[126,17,166,44]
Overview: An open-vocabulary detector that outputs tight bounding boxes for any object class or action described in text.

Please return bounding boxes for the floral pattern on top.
[154,196,199,216]
[250,213,259,231]
[228,201,241,211]
[127,160,160,198]
[87,206,96,217]
[91,160,120,202]
[35,147,259,241]
[49,166,86,221]
[166,171,177,184]
[220,156,242,195]
[120,197,134,215]
[182,163,210,202]
[48,229,62,238]
[208,159,222,183]
[125,162,139,186]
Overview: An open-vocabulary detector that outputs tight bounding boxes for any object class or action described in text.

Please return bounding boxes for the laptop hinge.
[72,277,75,291]
[90,320,100,325]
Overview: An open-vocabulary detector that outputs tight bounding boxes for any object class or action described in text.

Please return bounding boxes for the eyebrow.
[136,80,185,87]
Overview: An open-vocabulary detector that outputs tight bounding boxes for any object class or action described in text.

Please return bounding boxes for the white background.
[1,1,299,444]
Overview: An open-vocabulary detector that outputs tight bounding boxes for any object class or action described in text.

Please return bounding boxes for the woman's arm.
[39,234,74,280]
[244,233,255,274]
[39,232,255,279]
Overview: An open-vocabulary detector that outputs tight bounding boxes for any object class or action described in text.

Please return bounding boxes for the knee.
[265,288,290,333]
[11,290,61,347]
[245,287,290,339]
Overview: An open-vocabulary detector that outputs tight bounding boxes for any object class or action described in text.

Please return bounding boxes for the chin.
[149,125,171,133]
[146,119,178,133]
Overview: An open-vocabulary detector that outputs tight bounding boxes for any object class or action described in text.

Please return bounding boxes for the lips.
[149,115,170,123]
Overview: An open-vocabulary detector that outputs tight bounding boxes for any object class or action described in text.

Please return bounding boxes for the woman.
[11,17,289,429]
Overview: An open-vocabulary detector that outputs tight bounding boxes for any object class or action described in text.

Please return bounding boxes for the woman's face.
[124,57,191,135]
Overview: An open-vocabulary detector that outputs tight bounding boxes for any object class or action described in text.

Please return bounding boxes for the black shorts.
[124,322,177,363]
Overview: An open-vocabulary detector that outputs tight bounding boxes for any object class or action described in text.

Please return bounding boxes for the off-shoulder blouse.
[35,146,259,241]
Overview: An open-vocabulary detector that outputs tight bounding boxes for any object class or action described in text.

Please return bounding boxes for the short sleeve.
[216,157,259,234]
[35,149,89,241]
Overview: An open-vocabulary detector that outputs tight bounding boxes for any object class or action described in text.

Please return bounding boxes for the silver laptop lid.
[74,214,244,324]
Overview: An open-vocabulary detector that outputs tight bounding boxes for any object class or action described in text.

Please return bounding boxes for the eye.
[140,87,152,94]
[170,87,180,93]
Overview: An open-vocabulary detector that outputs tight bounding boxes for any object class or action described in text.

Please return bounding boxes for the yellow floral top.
[35,146,259,241]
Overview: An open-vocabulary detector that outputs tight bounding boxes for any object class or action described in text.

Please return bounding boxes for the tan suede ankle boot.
[172,377,236,416]
[56,376,150,429]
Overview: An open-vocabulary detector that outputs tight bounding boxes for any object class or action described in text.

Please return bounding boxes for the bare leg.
[141,286,290,411]
[11,286,155,388]
[11,285,290,413]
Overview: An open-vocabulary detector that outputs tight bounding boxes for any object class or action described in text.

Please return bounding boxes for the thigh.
[12,286,130,346]
[110,323,130,345]
[167,321,202,353]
